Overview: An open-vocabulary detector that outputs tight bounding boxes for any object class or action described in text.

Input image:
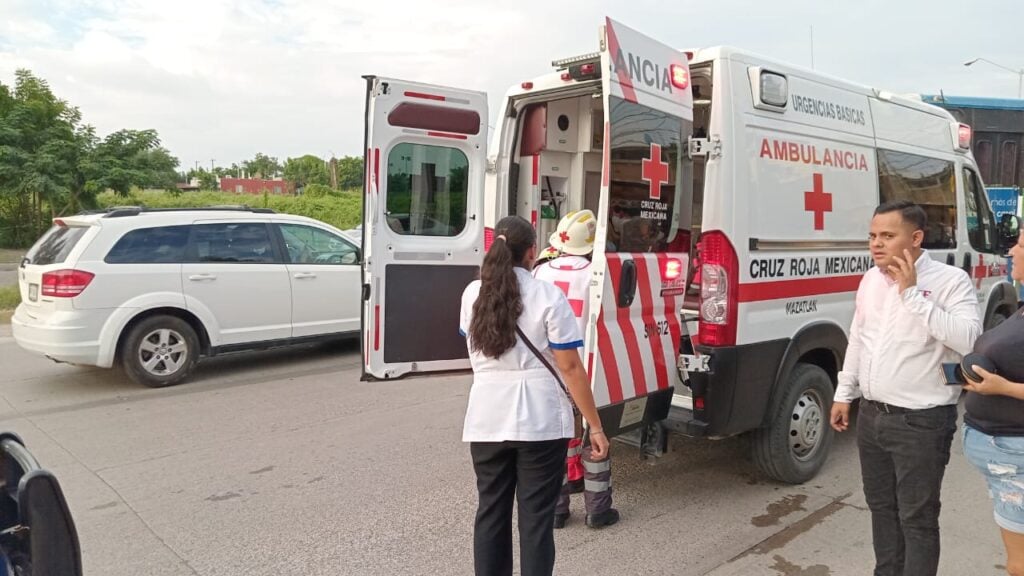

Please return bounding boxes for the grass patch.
[0,284,20,311]
[97,189,364,231]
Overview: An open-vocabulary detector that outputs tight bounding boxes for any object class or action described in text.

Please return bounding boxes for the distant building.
[176,180,201,192]
[219,177,295,195]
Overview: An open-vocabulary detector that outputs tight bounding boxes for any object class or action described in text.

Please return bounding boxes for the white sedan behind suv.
[12,206,362,387]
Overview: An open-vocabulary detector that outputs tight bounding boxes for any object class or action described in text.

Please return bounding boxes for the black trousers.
[857,400,957,576]
[470,439,569,576]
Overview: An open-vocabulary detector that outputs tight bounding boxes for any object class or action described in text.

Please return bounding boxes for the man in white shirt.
[534,210,619,530]
[830,200,981,576]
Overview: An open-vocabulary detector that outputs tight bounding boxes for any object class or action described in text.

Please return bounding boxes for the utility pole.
[964,58,1024,99]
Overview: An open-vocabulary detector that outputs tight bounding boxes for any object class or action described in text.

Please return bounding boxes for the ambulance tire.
[752,363,834,485]
[986,309,1010,330]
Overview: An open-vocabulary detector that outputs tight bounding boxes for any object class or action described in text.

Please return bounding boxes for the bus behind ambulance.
[359,17,1022,483]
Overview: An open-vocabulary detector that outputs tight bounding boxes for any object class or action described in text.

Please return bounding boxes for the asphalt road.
[0,324,1009,575]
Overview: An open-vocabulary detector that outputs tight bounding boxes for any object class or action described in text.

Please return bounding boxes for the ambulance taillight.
[957,124,972,150]
[696,231,738,347]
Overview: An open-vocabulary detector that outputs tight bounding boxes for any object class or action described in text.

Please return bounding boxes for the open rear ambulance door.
[361,77,488,380]
[588,18,695,436]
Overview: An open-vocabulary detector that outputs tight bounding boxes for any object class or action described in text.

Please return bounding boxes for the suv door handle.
[188,274,217,281]
[293,272,318,279]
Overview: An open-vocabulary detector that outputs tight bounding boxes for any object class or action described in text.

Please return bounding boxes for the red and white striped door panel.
[589,252,686,407]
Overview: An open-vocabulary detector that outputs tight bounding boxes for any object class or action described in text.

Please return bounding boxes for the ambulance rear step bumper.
[664,404,710,437]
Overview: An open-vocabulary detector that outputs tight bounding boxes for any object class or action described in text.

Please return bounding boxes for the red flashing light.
[41,269,94,298]
[580,63,596,75]
[683,51,694,61]
[53,219,66,227]
[661,257,683,281]
[670,64,690,90]
[521,81,534,90]
[561,72,571,81]
[958,124,972,149]
[694,397,705,410]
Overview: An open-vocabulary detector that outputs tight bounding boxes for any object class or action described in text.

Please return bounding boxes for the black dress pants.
[470,439,569,576]
[857,400,957,576]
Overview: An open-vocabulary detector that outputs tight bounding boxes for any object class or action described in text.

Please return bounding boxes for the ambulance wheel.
[752,363,834,484]
[986,309,1011,330]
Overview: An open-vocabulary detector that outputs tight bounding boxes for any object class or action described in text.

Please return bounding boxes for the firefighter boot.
[582,446,619,529]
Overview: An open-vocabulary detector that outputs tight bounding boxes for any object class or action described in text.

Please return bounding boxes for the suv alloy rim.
[138,328,188,376]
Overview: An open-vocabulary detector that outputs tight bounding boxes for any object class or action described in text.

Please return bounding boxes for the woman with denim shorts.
[963,228,1024,576]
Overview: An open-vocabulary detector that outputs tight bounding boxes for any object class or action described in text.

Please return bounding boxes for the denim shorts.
[963,424,1024,534]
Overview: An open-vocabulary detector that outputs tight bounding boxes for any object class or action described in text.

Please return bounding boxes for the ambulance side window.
[605,96,692,254]
[877,149,957,250]
[962,167,995,253]
[385,143,468,237]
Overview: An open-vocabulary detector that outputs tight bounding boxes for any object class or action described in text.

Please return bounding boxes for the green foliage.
[0,69,181,247]
[284,155,329,189]
[97,189,364,231]
[337,156,364,189]
[243,153,282,179]
[301,183,334,198]
[0,284,19,310]
[85,129,179,196]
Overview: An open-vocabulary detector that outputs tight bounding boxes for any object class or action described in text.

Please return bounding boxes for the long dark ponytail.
[469,216,536,358]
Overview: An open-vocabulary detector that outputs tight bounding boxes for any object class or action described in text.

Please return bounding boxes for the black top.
[964,309,1024,436]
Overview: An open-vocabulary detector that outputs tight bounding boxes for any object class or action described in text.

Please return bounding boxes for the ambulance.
[359,17,1022,483]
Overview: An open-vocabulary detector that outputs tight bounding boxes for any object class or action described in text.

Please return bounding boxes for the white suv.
[12,206,362,387]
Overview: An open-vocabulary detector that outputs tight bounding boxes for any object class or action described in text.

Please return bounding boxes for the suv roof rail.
[99,205,275,218]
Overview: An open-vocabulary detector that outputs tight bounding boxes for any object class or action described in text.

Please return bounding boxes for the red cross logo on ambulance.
[804,173,832,231]
[641,143,669,200]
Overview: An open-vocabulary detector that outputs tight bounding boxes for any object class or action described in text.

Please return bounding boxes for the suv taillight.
[697,231,738,346]
[41,269,94,298]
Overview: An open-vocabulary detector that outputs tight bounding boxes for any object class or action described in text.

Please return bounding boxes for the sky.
[1,0,1021,173]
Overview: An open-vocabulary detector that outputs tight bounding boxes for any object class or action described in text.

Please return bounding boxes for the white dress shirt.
[460,267,583,442]
[834,251,982,409]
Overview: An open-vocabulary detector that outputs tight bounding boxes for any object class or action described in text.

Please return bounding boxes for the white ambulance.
[359,17,1022,483]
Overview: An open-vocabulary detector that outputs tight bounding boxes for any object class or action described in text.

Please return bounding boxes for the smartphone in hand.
[942,363,966,386]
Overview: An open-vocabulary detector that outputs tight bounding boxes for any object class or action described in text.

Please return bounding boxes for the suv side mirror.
[998,213,1021,254]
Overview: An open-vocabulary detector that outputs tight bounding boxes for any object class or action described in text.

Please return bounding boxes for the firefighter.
[534,210,620,530]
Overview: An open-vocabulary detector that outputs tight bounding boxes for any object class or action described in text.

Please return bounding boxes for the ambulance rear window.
[605,96,692,254]
[385,142,468,237]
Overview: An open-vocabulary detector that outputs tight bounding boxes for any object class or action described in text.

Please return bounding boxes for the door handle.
[293,272,318,279]
[946,253,955,266]
[188,274,216,281]
[617,260,637,308]
[962,253,972,276]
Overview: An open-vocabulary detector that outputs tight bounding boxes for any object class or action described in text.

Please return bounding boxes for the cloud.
[0,0,1021,172]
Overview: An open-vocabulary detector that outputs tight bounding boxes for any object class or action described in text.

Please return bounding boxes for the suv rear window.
[105,225,191,264]
[24,225,89,266]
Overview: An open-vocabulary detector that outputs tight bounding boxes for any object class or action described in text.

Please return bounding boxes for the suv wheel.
[121,315,199,388]
[751,363,834,484]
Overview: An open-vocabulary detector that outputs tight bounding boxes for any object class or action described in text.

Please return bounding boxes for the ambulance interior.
[509,61,713,274]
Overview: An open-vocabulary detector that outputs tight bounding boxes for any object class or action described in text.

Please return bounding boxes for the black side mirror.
[0,436,82,576]
[998,214,1021,254]
[617,260,637,308]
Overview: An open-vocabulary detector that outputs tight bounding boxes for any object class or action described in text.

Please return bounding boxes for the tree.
[0,70,83,244]
[243,153,281,179]
[283,155,329,190]
[337,155,364,190]
[83,129,180,197]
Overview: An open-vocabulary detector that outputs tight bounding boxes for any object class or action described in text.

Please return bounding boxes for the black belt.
[862,399,953,415]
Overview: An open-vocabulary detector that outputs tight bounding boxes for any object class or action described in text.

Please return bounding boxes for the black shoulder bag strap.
[514,325,568,396]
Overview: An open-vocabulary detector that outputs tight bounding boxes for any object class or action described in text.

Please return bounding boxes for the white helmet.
[548,210,597,256]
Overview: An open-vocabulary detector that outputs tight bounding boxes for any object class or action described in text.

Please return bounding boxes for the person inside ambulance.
[460,215,609,576]
[533,210,620,530]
